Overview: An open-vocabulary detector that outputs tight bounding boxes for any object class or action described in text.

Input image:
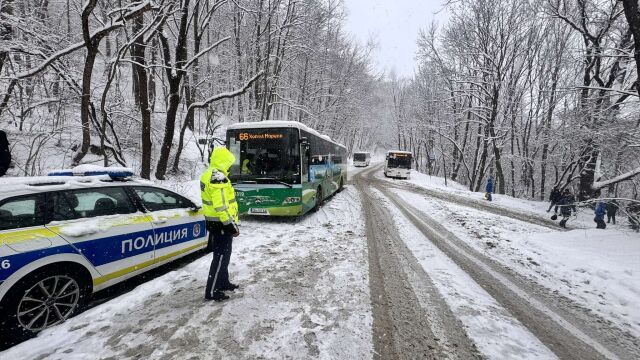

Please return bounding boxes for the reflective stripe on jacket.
[200,147,238,225]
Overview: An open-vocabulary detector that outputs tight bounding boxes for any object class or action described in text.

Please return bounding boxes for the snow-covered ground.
[370,188,557,359]
[378,170,614,229]
[387,175,640,338]
[1,187,372,360]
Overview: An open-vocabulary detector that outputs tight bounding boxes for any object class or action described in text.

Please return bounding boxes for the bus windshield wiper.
[254,177,293,188]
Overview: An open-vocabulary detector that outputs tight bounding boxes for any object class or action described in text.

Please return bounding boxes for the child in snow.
[555,189,576,228]
[485,175,494,201]
[594,200,607,229]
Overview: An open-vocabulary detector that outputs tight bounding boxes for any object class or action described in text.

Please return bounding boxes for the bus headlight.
[283,197,301,205]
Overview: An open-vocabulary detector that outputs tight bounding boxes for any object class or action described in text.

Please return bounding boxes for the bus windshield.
[227,128,301,185]
[354,153,367,161]
[387,153,411,169]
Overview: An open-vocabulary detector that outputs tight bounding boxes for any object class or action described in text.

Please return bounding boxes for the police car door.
[130,187,207,265]
[46,187,155,288]
[0,194,77,289]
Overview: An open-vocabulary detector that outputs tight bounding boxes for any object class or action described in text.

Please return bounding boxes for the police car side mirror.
[187,201,201,211]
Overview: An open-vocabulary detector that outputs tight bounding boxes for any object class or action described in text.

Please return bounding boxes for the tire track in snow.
[371,178,639,360]
[355,167,482,360]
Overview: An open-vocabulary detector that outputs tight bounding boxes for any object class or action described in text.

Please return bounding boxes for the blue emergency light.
[48,168,134,179]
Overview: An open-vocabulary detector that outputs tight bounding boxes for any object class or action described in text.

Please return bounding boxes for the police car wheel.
[0,268,90,338]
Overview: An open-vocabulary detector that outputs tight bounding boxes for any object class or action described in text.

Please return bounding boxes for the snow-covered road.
[2,164,639,360]
[1,188,372,360]
[356,164,639,360]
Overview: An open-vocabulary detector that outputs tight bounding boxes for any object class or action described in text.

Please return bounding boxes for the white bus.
[353,152,371,167]
[384,150,412,179]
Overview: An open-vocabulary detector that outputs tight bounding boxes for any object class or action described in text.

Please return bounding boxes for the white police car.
[0,168,206,339]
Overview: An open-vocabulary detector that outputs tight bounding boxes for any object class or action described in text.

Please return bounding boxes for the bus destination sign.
[238,132,284,141]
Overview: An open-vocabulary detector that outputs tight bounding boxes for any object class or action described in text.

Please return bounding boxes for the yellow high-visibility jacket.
[241,159,251,174]
[200,147,238,225]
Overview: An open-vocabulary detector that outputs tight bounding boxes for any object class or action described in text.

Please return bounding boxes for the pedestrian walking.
[200,147,240,302]
[594,200,606,229]
[555,189,577,228]
[606,200,618,224]
[485,175,494,202]
[547,187,562,212]
[0,130,11,177]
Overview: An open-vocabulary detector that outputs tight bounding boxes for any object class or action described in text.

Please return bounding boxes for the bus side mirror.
[300,137,310,147]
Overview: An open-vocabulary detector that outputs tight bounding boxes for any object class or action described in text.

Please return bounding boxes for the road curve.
[355,165,640,360]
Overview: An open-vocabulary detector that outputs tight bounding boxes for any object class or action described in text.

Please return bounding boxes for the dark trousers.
[607,214,616,224]
[205,224,233,298]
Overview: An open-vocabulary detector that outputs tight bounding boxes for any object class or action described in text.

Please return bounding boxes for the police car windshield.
[387,154,412,169]
[227,128,301,185]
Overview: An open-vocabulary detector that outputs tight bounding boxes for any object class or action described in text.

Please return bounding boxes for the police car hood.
[209,147,236,175]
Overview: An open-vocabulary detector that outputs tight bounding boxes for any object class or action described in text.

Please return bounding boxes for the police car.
[0,168,207,339]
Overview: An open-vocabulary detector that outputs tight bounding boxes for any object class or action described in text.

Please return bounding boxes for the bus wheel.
[313,187,323,212]
[0,264,90,342]
[338,177,344,192]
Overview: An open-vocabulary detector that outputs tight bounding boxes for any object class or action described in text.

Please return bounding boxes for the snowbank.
[393,188,640,338]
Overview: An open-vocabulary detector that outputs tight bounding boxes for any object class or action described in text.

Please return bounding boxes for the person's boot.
[205,291,230,302]
[220,283,240,291]
[559,219,566,228]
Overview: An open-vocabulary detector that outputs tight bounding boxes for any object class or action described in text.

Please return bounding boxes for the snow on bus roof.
[387,150,413,155]
[227,120,346,148]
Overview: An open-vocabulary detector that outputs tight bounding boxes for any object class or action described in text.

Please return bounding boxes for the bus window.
[302,146,310,182]
[387,153,412,169]
[311,155,327,165]
[227,128,301,185]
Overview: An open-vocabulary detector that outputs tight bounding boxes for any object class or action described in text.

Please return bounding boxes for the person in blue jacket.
[485,175,494,201]
[594,200,607,229]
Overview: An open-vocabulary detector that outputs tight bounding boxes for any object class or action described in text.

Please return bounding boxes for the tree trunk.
[622,0,640,100]
[155,0,190,180]
[72,46,98,165]
[131,12,152,179]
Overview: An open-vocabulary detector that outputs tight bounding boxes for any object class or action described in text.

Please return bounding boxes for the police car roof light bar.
[48,167,134,180]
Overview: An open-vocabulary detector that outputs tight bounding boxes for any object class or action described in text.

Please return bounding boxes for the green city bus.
[226,121,347,216]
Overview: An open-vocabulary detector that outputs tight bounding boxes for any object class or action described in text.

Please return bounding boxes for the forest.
[1,0,640,204]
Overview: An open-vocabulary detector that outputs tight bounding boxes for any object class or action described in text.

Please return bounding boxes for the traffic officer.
[201,147,240,302]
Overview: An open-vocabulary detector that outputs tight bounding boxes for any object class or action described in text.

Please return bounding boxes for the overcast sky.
[343,0,447,78]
